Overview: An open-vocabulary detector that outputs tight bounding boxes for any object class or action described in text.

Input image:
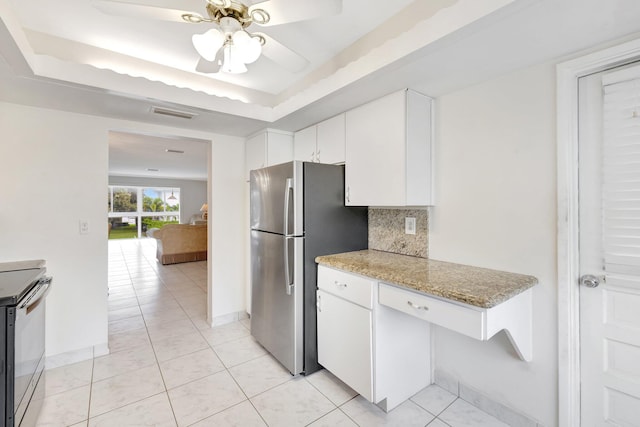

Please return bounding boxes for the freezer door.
[249,161,303,236]
[250,230,303,374]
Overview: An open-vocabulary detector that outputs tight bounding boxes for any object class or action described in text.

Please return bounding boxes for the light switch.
[79,219,89,234]
[405,217,416,235]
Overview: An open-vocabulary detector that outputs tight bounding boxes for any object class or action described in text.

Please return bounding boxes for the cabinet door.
[317,290,373,400]
[245,133,267,181]
[345,91,407,206]
[316,114,345,164]
[266,131,293,167]
[293,126,317,162]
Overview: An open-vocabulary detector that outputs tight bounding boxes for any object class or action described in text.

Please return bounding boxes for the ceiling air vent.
[151,106,198,120]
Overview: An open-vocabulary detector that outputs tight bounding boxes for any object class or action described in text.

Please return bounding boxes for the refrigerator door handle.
[284,236,294,295]
[283,178,294,237]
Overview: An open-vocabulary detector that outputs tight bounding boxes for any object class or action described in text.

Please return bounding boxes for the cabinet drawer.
[318,266,373,309]
[378,283,485,340]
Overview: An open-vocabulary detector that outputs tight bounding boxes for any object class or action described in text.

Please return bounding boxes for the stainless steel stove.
[0,260,51,427]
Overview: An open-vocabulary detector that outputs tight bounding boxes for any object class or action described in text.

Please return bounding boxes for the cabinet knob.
[316,150,321,162]
[311,152,315,162]
[334,280,347,289]
[346,187,351,203]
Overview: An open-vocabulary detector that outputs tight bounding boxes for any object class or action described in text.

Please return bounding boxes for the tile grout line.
[134,272,180,427]
[130,239,212,427]
[97,239,179,424]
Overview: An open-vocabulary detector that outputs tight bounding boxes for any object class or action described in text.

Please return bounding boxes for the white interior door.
[579,64,640,426]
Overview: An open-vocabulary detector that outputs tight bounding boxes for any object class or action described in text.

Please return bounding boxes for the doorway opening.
[107,129,212,323]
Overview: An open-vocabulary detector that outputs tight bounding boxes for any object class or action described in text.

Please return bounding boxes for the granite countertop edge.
[315,249,538,309]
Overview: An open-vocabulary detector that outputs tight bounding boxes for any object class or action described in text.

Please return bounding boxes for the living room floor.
[35,238,509,427]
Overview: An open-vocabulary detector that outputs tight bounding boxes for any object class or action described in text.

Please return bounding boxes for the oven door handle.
[18,276,52,312]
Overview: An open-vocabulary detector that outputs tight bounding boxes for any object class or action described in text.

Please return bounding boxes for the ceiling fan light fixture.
[192,28,224,61]
[188,7,272,73]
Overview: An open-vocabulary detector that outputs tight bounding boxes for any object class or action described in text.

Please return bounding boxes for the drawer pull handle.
[407,301,429,311]
[334,281,348,288]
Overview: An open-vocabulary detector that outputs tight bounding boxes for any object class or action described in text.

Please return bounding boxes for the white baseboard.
[94,342,110,358]
[433,369,542,427]
[45,342,110,370]
[211,310,249,327]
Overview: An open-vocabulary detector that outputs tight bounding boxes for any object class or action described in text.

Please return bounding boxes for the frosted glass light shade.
[192,28,224,61]
[221,44,247,73]
[232,31,262,64]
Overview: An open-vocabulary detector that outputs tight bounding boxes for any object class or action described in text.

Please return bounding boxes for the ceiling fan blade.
[93,0,202,24]
[257,33,308,73]
[249,0,342,27]
[195,56,222,74]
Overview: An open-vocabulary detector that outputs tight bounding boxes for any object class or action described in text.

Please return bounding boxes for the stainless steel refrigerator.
[250,161,368,375]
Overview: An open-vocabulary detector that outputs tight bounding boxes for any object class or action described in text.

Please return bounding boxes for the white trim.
[212,310,249,327]
[45,343,109,370]
[556,37,640,427]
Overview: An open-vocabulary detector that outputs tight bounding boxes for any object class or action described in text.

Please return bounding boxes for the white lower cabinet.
[316,266,431,412]
[317,289,374,400]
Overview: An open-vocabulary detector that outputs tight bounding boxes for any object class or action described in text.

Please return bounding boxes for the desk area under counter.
[314,249,538,412]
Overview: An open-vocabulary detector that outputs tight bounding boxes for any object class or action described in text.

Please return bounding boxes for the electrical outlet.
[79,219,89,235]
[405,217,416,235]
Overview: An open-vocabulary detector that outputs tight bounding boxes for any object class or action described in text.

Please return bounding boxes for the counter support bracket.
[485,289,533,362]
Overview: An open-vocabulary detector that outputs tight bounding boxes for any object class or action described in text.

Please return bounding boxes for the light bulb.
[231,30,250,45]
[192,28,224,61]
[232,31,262,64]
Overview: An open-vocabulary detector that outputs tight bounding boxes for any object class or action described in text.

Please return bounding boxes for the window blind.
[602,76,640,282]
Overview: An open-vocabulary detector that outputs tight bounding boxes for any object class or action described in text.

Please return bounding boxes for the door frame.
[557,36,640,427]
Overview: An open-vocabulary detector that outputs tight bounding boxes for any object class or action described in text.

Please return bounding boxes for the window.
[108,186,180,239]
[142,188,180,213]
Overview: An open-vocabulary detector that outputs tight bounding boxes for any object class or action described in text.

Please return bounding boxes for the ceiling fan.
[94,0,343,74]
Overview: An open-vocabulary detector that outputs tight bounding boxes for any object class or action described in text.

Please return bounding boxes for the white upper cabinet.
[345,89,433,207]
[245,129,293,181]
[293,125,317,163]
[293,114,345,164]
[316,114,346,164]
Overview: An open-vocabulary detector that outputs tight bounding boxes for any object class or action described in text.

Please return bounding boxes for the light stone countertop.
[315,250,538,309]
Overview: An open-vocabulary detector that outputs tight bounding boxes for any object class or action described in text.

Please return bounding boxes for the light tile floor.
[36,238,510,427]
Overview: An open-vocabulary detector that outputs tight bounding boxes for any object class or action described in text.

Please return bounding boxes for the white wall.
[108,175,207,224]
[210,140,246,322]
[0,103,110,357]
[429,62,557,425]
[0,101,246,359]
